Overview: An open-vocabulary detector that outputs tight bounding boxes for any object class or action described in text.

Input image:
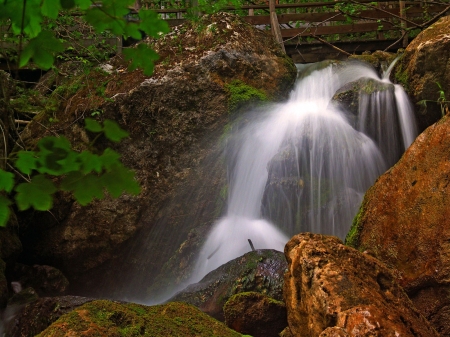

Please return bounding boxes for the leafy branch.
[0,118,140,227]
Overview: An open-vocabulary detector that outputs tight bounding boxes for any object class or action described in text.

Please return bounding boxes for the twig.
[349,0,422,28]
[384,30,408,51]
[310,35,351,56]
[283,13,341,43]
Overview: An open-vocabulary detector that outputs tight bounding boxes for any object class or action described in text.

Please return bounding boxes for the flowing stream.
[190,60,417,282]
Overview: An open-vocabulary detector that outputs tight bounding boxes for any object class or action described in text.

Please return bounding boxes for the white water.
[190,60,417,282]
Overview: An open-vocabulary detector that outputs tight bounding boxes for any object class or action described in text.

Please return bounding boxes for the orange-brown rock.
[397,15,450,131]
[284,233,438,337]
[347,113,450,334]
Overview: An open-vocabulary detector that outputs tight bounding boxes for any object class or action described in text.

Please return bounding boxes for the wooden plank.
[280,22,398,38]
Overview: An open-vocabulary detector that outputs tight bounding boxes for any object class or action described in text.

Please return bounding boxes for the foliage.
[418,82,449,117]
[0,0,169,73]
[0,119,140,226]
[0,0,172,227]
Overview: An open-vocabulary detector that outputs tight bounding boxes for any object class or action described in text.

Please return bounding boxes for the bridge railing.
[142,0,449,45]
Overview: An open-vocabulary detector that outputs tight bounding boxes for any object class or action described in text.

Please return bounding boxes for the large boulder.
[396,15,450,131]
[223,291,287,337]
[169,249,286,321]
[347,112,450,334]
[16,12,296,298]
[37,300,242,337]
[284,233,438,337]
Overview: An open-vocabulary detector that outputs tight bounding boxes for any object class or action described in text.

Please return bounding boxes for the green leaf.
[138,10,169,38]
[101,163,140,198]
[0,195,12,227]
[123,43,159,76]
[35,136,80,175]
[61,172,105,205]
[85,118,103,133]
[99,148,121,170]
[0,170,14,193]
[20,31,64,69]
[16,151,38,175]
[78,151,103,174]
[15,174,57,211]
[103,120,129,142]
[124,23,142,40]
[84,1,131,36]
[42,0,62,19]
[74,0,92,10]
[60,0,76,10]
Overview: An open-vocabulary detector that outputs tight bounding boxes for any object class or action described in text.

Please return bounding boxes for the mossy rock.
[224,292,287,337]
[225,79,268,112]
[169,249,287,321]
[37,300,243,337]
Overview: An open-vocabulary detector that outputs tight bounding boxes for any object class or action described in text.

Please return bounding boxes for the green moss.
[345,201,365,248]
[225,80,268,112]
[395,63,409,91]
[38,300,243,337]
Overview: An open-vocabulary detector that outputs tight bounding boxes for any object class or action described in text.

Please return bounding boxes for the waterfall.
[190,60,418,282]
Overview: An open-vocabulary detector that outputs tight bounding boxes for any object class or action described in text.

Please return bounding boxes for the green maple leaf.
[0,169,14,193]
[41,0,62,19]
[20,31,64,69]
[0,195,12,227]
[99,148,121,170]
[78,151,103,174]
[138,10,169,38]
[61,172,105,205]
[36,136,80,175]
[74,0,91,10]
[15,151,38,175]
[85,118,103,133]
[101,163,140,198]
[123,43,159,76]
[84,0,132,36]
[15,174,57,211]
[103,120,129,142]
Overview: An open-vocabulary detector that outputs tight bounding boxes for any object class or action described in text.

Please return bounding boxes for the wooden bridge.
[149,0,450,63]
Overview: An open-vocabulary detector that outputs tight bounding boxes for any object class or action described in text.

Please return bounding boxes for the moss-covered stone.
[169,249,287,321]
[37,300,243,337]
[225,80,268,112]
[224,291,287,337]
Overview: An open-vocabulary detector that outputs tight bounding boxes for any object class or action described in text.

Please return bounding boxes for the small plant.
[418,82,449,117]
[0,118,140,227]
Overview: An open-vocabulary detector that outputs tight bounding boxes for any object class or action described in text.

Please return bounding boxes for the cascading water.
[190,60,417,282]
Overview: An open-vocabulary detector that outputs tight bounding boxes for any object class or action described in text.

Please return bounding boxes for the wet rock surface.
[15,13,296,299]
[38,300,241,337]
[284,233,438,337]
[396,15,450,131]
[223,291,287,337]
[347,113,450,335]
[169,249,286,321]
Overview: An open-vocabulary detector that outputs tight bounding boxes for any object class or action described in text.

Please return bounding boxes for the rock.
[8,264,69,297]
[5,295,93,337]
[349,50,397,76]
[169,249,286,321]
[347,113,450,334]
[223,291,287,337]
[7,287,38,306]
[38,300,242,337]
[284,233,438,337]
[396,15,450,131]
[16,13,296,299]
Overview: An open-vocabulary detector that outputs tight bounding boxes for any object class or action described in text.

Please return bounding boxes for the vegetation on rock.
[37,300,243,337]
